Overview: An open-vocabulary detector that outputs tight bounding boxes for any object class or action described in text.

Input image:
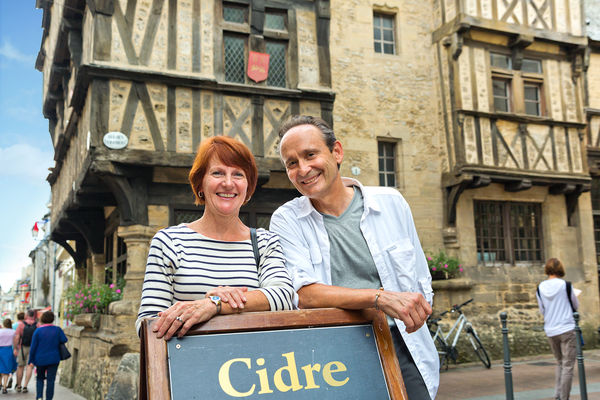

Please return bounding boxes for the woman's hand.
[152,299,218,340]
[206,286,248,310]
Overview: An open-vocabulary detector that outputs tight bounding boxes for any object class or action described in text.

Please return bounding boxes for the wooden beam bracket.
[509,35,534,70]
[504,179,532,192]
[444,173,491,226]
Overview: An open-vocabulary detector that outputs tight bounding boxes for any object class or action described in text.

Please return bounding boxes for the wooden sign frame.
[139,308,407,400]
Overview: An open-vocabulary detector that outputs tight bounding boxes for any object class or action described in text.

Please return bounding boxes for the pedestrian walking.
[13,309,38,393]
[5,312,22,392]
[536,258,579,400]
[28,311,67,400]
[12,313,23,331]
[0,318,16,394]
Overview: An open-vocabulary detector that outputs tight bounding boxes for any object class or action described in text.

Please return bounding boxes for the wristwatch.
[208,296,221,314]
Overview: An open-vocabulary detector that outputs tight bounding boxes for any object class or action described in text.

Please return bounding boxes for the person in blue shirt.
[28,311,67,400]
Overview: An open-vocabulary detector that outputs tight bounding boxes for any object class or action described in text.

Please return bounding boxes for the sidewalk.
[0,371,85,400]
[437,349,600,400]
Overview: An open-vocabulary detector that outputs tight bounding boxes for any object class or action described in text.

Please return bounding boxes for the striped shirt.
[136,224,294,334]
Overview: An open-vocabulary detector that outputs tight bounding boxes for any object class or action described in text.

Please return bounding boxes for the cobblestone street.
[0,370,84,400]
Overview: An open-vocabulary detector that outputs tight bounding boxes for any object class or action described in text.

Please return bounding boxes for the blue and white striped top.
[136,224,294,334]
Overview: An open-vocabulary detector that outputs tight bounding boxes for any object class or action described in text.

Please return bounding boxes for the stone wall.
[329,0,445,248]
[60,314,136,400]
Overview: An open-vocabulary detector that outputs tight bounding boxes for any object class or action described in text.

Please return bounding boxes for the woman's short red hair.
[189,136,258,206]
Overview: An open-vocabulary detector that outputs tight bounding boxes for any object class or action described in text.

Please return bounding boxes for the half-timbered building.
[431,0,599,342]
[36,0,599,397]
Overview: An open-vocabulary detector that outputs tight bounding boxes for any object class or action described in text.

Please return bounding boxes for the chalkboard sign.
[140,308,407,400]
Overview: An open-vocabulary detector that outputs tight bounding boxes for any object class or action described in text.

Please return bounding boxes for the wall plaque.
[103,131,128,149]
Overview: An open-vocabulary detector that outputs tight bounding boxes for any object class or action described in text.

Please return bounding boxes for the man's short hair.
[278,115,336,151]
[26,310,35,318]
[544,258,565,277]
[17,312,24,321]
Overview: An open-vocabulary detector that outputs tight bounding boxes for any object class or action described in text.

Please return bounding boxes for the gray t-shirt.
[322,187,383,290]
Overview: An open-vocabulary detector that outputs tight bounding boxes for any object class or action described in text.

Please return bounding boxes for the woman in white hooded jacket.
[536,258,579,400]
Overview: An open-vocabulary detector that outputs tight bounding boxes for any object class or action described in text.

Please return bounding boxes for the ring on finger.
[175,316,183,323]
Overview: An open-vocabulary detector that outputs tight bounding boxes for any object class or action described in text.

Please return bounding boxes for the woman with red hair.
[136,136,294,339]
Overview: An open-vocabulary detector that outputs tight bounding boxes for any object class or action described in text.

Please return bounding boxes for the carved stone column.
[91,253,106,284]
[110,225,155,315]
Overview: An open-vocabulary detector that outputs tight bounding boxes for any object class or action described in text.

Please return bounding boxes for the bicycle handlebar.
[453,298,473,310]
[430,298,474,321]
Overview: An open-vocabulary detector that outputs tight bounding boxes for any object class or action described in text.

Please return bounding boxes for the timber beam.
[432,14,588,48]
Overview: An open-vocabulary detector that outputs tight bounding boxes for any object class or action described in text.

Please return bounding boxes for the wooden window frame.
[523,81,544,116]
[492,76,512,113]
[489,52,545,116]
[378,140,397,188]
[474,200,544,266]
[373,12,396,55]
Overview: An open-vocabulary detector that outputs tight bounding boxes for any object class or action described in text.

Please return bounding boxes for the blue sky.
[0,2,53,291]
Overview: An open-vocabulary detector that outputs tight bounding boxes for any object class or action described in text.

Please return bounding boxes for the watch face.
[210,296,221,302]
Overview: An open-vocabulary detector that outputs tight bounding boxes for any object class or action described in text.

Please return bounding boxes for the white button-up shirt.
[270,178,439,398]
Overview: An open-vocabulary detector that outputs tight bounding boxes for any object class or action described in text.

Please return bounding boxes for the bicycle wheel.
[467,330,491,368]
[434,336,448,371]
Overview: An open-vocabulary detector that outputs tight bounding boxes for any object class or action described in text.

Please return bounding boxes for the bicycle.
[427,298,491,371]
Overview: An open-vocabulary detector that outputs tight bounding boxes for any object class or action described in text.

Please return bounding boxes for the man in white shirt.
[270,115,439,399]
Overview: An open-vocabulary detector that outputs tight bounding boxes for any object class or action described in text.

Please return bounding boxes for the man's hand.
[376,291,432,333]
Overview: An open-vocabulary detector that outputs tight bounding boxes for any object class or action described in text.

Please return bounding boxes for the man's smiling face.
[279,124,343,200]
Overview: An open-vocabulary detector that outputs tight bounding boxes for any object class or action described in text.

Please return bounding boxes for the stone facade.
[36,0,600,398]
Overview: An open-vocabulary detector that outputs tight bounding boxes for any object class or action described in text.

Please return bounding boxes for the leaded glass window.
[266,41,286,87]
[223,4,247,24]
[221,2,288,88]
[224,35,246,83]
[265,12,286,30]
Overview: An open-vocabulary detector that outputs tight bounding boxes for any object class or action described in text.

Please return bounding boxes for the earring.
[198,192,204,199]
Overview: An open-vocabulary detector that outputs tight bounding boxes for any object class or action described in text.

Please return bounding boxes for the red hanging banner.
[247,51,270,83]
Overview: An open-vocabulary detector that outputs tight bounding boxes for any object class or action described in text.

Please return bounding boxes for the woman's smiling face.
[201,156,248,218]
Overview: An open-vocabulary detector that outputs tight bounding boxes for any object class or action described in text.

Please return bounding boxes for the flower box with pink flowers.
[426,251,463,280]
[63,281,125,321]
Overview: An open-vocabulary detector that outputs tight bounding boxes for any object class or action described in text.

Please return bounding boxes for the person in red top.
[12,310,38,393]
